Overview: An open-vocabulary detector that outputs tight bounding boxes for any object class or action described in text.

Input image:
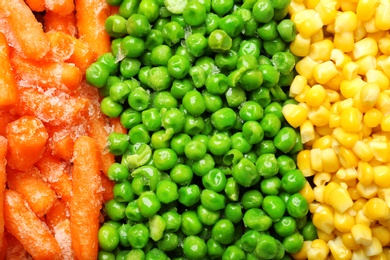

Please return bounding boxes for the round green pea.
[153,148,178,171]
[256,153,279,178]
[137,191,161,218]
[181,210,203,236]
[182,90,206,116]
[208,29,232,53]
[211,219,235,245]
[178,184,201,207]
[127,223,150,249]
[126,14,151,37]
[184,140,207,161]
[183,1,206,26]
[167,55,191,79]
[211,107,237,131]
[98,224,119,251]
[183,236,207,259]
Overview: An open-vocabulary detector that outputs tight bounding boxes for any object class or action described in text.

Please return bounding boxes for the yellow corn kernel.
[309,39,334,62]
[336,167,357,181]
[312,204,335,234]
[338,146,359,168]
[348,186,361,200]
[363,197,390,221]
[373,165,390,188]
[295,56,320,81]
[299,181,315,203]
[310,148,323,172]
[333,127,361,148]
[289,75,307,97]
[351,223,373,246]
[330,48,352,68]
[356,0,379,21]
[340,107,363,133]
[361,124,372,137]
[316,125,333,136]
[359,82,381,110]
[340,0,357,12]
[366,69,390,92]
[351,248,370,260]
[375,1,390,31]
[307,239,330,260]
[378,187,390,208]
[334,31,355,53]
[352,37,378,60]
[381,114,390,131]
[313,135,332,149]
[378,35,390,55]
[342,61,359,80]
[365,237,383,257]
[313,172,332,187]
[321,148,341,173]
[326,89,340,103]
[328,187,354,213]
[308,105,331,127]
[378,56,390,79]
[299,120,315,143]
[357,161,374,185]
[364,108,383,128]
[290,33,311,57]
[313,186,325,203]
[370,140,390,162]
[355,55,377,76]
[328,236,352,260]
[292,9,324,38]
[326,73,343,93]
[314,0,338,25]
[310,29,325,43]
[356,182,378,199]
[282,103,308,129]
[304,84,327,107]
[334,11,358,33]
[341,233,360,251]
[352,141,374,161]
[313,61,339,85]
[297,150,315,177]
[334,210,355,233]
[323,182,340,204]
[329,114,341,128]
[376,92,390,115]
[294,85,310,103]
[291,241,311,260]
[372,225,390,246]
[354,20,367,43]
[288,0,306,14]
[340,77,365,99]
[304,0,320,9]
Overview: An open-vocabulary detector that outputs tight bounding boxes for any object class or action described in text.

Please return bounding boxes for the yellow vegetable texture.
[284,0,390,258]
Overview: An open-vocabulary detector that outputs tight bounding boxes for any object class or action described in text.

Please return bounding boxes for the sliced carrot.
[66,36,97,73]
[12,87,89,126]
[45,0,74,16]
[75,0,111,56]
[70,136,102,260]
[46,31,75,61]
[25,0,45,12]
[46,200,74,260]
[4,232,31,260]
[101,173,115,202]
[35,150,72,205]
[110,117,128,134]
[7,167,57,218]
[0,32,17,109]
[43,11,77,37]
[0,0,50,60]
[11,53,82,92]
[0,136,7,251]
[4,189,62,259]
[6,116,48,171]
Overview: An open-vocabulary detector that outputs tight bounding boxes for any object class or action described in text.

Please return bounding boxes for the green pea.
[225,177,239,201]
[219,14,244,38]
[231,132,252,154]
[205,13,220,35]
[181,210,203,236]
[224,203,243,224]
[128,124,150,144]
[108,163,129,182]
[153,91,178,110]
[277,155,297,175]
[225,86,247,107]
[126,249,145,260]
[178,184,201,207]
[149,215,167,242]
[162,210,182,232]
[86,62,110,88]
[146,66,172,91]
[222,245,246,260]
[98,250,115,260]
[205,73,229,95]
[239,69,263,91]
[141,108,162,132]
[256,153,279,178]
[184,114,205,136]
[211,219,235,245]
[281,169,306,194]
[162,21,185,46]
[186,33,208,57]
[211,0,234,16]
[138,191,161,218]
[223,149,243,166]
[274,216,297,238]
[128,223,150,249]
[301,220,318,241]
[192,153,215,177]
[255,139,277,155]
[154,17,170,31]
[189,65,207,89]
[273,6,289,21]
[260,113,281,138]
[182,90,206,116]
[98,224,120,251]
[208,29,232,53]
[262,195,286,221]
[122,144,152,170]
[274,126,297,153]
[277,19,296,42]
[151,130,171,149]
[258,64,280,88]
[237,54,258,70]
[157,232,180,252]
[128,87,150,111]
[238,38,261,57]
[263,37,287,56]
[202,91,223,113]
[145,30,164,51]
[170,79,194,99]
[118,0,139,19]
[241,230,261,252]
[137,0,159,22]
[210,107,236,131]
[208,132,231,156]
[252,0,274,23]
[250,87,271,108]
[202,168,227,192]
[126,14,151,37]
[121,36,145,58]
[145,248,168,260]
[260,176,281,195]
[184,140,207,161]
[156,179,178,204]
[105,199,126,221]
[183,236,207,259]
[207,238,225,259]
[125,200,144,222]
[197,205,220,226]
[167,55,191,79]
[151,45,173,66]
[286,193,309,219]
[272,51,296,75]
[200,189,225,211]
[153,148,178,171]
[244,151,258,164]
[214,50,238,71]
[283,232,304,254]
[113,181,134,203]
[232,158,259,187]
[170,133,191,156]
[170,164,193,185]
[183,1,206,26]
[242,121,264,145]
[253,234,279,259]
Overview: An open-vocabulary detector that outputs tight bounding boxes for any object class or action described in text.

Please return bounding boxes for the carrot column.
[0,33,17,109]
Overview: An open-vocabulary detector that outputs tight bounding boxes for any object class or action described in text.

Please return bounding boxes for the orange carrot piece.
[75,0,111,56]
[11,53,82,92]
[0,112,16,137]
[110,117,128,134]
[7,167,57,218]
[0,0,50,60]
[43,11,77,37]
[0,232,8,260]
[45,0,74,16]
[4,189,62,260]
[35,150,72,205]
[66,36,97,73]
[6,116,48,171]
[5,232,31,260]
[70,136,102,260]
[46,200,74,260]
[0,33,17,109]
[12,87,89,126]
[25,0,45,12]
[101,173,115,202]
[46,31,75,61]
[0,136,7,251]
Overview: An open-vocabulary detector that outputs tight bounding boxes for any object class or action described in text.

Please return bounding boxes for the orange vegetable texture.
[0,0,116,258]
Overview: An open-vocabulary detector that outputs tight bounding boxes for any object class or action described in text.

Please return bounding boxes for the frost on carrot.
[0,136,7,251]
[45,0,75,16]
[6,116,48,171]
[43,11,77,37]
[0,32,17,109]
[4,189,62,260]
[4,231,31,260]
[70,136,103,260]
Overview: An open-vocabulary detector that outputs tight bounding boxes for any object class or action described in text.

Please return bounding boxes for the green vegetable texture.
[87,0,317,259]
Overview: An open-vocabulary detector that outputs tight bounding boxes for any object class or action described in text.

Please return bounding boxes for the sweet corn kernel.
[313,135,332,149]
[340,1,357,12]
[376,92,390,115]
[363,197,390,221]
[363,108,383,128]
[340,77,365,99]
[356,182,378,199]
[374,2,390,30]
[366,69,390,91]
[335,11,358,32]
[316,124,333,136]
[309,39,334,62]
[330,48,352,68]
[323,182,340,203]
[378,56,390,78]
[373,165,390,187]
[307,239,330,260]
[348,186,361,200]
[310,148,323,171]
[296,56,320,80]
[370,140,390,162]
[351,223,373,246]
[365,237,383,256]
[352,141,374,161]
[304,0,320,9]
[294,85,311,103]
[378,35,390,55]
[354,20,367,42]
[342,61,359,80]
[357,161,374,185]
[313,61,340,84]
[282,103,308,129]
[334,32,355,52]
[308,105,331,127]
[290,34,312,57]
[297,150,315,177]
[329,114,341,128]
[338,146,359,168]
[372,225,390,246]
[313,186,325,203]
[304,84,327,107]
[355,55,377,75]
[313,204,335,234]
[317,229,336,242]
[341,232,361,251]
[340,107,363,132]
[289,0,307,14]
[300,119,316,143]
[333,127,361,148]
[314,0,338,25]
[300,181,315,203]
[314,172,332,187]
[353,37,379,60]
[351,248,370,260]
[311,28,325,43]
[328,187,354,213]
[359,82,381,110]
[326,89,340,103]
[327,236,352,260]
[334,210,355,233]
[356,0,380,21]
[381,114,390,131]
[336,167,357,181]
[289,75,308,97]
[291,240,311,260]
[292,9,324,38]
